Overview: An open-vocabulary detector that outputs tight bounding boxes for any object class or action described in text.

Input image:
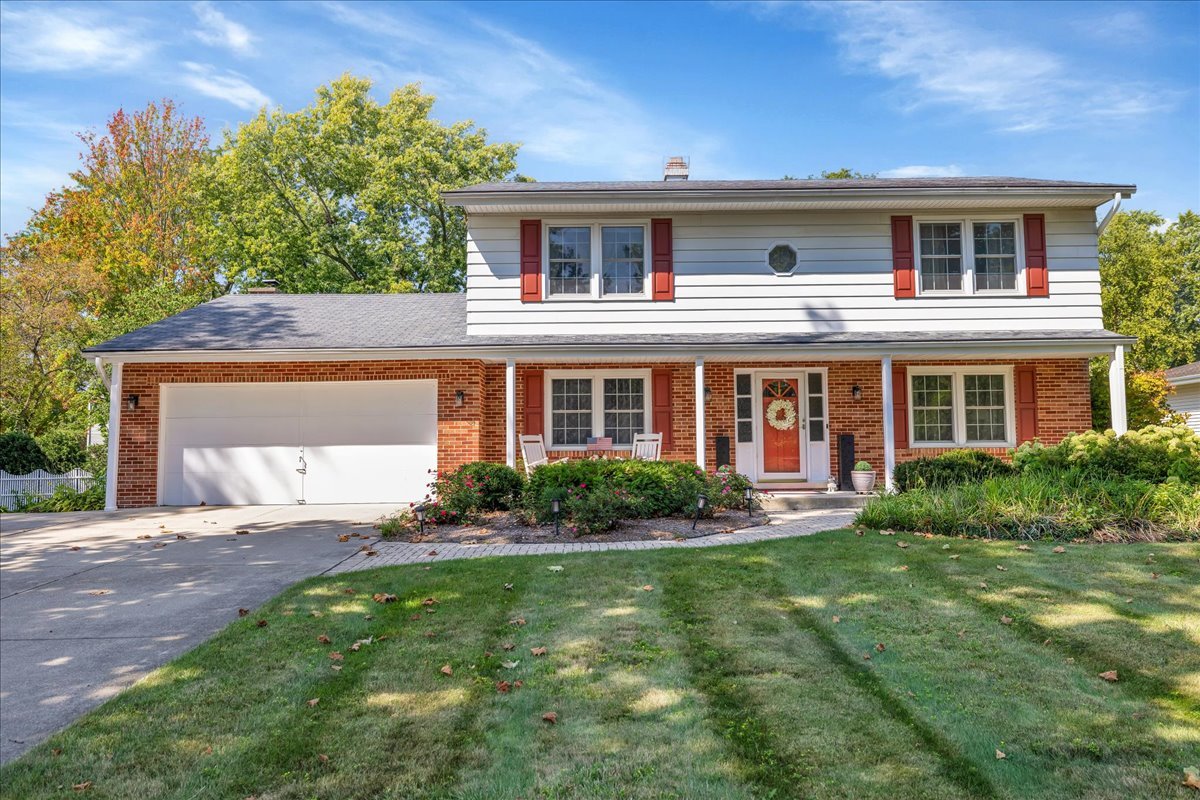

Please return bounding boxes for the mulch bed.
[383,509,771,544]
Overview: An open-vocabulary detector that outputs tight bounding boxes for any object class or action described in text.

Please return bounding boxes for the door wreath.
[766,398,797,431]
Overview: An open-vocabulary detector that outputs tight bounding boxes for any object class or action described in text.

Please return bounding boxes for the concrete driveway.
[0,504,402,764]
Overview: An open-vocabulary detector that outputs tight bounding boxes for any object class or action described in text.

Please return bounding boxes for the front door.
[761,378,803,475]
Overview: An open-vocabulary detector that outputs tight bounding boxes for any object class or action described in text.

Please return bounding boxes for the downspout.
[93,357,111,390]
[1096,192,1122,237]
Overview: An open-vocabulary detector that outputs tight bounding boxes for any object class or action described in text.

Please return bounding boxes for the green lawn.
[4,531,1198,800]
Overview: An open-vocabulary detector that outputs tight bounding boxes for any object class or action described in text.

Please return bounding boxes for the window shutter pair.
[518,219,674,302]
[889,365,1039,447]
[889,214,1049,297]
[521,368,673,447]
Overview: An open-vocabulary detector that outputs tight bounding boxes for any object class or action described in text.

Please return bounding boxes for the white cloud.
[0,5,152,72]
[317,2,726,179]
[879,164,965,178]
[192,1,255,55]
[179,63,270,110]
[788,1,1177,132]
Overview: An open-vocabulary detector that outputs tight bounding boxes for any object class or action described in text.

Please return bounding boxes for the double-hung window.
[548,371,650,448]
[909,368,1014,446]
[545,223,648,299]
[916,218,1022,295]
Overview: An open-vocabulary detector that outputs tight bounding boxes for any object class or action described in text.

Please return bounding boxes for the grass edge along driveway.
[2,530,1197,800]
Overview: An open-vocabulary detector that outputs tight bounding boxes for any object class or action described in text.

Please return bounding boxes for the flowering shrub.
[1014,424,1200,483]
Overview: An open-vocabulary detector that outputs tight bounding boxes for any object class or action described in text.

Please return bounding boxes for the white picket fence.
[0,468,95,507]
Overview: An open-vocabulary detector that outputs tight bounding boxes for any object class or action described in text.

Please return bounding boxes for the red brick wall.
[116,360,489,508]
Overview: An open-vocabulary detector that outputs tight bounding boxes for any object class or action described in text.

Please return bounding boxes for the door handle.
[296,453,307,475]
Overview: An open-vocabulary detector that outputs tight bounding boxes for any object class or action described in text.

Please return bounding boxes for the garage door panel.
[302,381,437,416]
[164,447,300,505]
[301,414,437,447]
[303,445,434,504]
[167,416,301,448]
[168,386,304,419]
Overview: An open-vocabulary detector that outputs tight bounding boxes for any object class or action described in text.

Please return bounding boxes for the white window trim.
[765,241,799,277]
[907,365,1015,448]
[545,369,653,450]
[912,216,1025,297]
[542,220,652,301]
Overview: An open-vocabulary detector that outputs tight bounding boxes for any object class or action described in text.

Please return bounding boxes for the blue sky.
[2,0,1197,237]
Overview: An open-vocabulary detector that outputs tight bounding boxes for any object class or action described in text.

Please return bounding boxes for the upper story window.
[767,243,798,275]
[916,218,1023,295]
[545,222,648,300]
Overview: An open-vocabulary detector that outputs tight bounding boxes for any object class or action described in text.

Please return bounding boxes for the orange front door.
[762,379,802,474]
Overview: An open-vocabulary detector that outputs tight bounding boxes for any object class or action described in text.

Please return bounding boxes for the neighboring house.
[86,169,1136,509]
[1165,362,1200,434]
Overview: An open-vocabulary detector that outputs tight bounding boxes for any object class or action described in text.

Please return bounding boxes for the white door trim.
[756,372,807,481]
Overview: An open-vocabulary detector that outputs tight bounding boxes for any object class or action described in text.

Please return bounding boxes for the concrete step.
[760,491,871,511]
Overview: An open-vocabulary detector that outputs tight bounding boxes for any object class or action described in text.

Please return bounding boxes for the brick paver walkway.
[325,508,856,574]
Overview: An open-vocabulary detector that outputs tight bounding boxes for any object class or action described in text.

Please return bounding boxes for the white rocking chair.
[519,434,569,477]
[631,432,663,461]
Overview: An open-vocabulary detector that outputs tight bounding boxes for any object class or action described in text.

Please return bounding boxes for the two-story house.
[87,169,1135,509]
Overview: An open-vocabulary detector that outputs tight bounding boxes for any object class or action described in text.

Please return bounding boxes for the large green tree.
[204,76,520,293]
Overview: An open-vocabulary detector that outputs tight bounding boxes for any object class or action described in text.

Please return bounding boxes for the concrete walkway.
[327,508,857,573]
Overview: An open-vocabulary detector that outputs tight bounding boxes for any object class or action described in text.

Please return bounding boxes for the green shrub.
[705,465,755,511]
[425,462,524,524]
[0,432,49,474]
[36,430,88,473]
[856,472,1198,541]
[3,481,104,513]
[561,479,633,535]
[1014,424,1200,483]
[894,449,1016,493]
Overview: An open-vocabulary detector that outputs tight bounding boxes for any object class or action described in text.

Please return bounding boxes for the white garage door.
[159,381,436,505]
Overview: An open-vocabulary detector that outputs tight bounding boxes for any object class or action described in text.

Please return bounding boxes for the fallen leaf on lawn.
[330,664,342,672]
[1183,768,1200,789]
[409,614,421,621]
[317,754,329,764]
[256,619,268,628]
[995,749,1006,760]
[502,660,519,669]
[503,583,514,591]
[1099,670,1119,682]
[941,544,951,550]
[329,651,343,661]
[996,565,1008,571]
[350,637,372,652]
[957,629,966,638]
[949,554,961,560]
[862,653,872,660]
[422,597,438,606]
[531,646,547,656]
[343,588,356,595]
[202,746,213,756]
[238,608,250,617]
[72,781,92,792]
[899,565,909,571]
[484,650,493,658]
[875,642,886,652]
[1016,544,1030,551]
[1000,616,1014,625]
[897,542,909,549]
[364,614,374,621]
[1126,598,1134,604]
[425,608,436,615]
[879,529,895,536]
[306,698,319,707]
[855,529,865,537]
[310,610,323,617]
[372,593,397,604]
[514,680,524,688]
[979,582,988,589]
[424,631,437,638]
[1151,572,1160,580]
[496,680,512,693]
[642,585,654,592]
[440,664,453,676]
[501,642,516,651]
[1052,546,1066,554]
[235,529,249,535]
[52,748,62,756]
[337,535,350,542]
[1043,638,1052,646]
[510,617,526,626]
[317,634,331,644]
[548,565,564,572]
[541,711,558,724]
[832,615,841,624]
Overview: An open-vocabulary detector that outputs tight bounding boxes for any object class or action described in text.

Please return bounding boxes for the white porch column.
[104,361,122,511]
[505,358,516,468]
[1109,344,1128,435]
[694,356,706,470]
[880,355,896,493]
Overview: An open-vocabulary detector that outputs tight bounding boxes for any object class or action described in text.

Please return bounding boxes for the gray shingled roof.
[1165,361,1200,381]
[445,177,1136,196]
[86,292,1131,354]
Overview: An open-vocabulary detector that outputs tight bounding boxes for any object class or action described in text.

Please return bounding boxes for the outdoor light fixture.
[851,385,862,400]
[744,486,754,518]
[551,497,562,537]
[414,504,427,535]
[455,390,466,407]
[693,493,709,530]
[125,394,139,411]
[703,385,713,403]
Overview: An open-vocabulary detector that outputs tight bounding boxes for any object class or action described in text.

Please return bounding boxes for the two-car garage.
[157,381,437,506]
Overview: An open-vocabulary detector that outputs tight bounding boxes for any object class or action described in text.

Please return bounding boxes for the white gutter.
[1096,192,1123,237]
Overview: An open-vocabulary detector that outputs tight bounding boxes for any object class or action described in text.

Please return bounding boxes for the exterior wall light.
[703,385,712,403]
[455,390,466,407]
[125,394,139,411]
[851,385,862,400]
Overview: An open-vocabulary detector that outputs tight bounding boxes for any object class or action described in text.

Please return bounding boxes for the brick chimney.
[248,279,279,294]
[663,156,689,181]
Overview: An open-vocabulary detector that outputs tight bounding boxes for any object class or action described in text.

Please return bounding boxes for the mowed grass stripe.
[661,549,980,800]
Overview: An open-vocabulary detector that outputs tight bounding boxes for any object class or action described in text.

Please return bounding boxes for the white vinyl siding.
[465,208,1103,335]
[1167,382,1200,436]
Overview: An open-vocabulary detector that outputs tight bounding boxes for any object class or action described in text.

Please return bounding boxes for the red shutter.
[520,219,541,302]
[651,368,673,449]
[523,370,544,437]
[1024,214,1048,297]
[891,216,915,298]
[651,218,674,301]
[1015,366,1038,443]
[892,365,909,449]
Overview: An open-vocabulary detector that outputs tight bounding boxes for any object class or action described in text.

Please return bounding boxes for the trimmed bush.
[0,432,49,475]
[894,449,1016,492]
[426,461,525,523]
[1014,424,1200,483]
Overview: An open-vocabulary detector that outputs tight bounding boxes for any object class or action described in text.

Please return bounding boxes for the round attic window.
[767,243,798,275]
